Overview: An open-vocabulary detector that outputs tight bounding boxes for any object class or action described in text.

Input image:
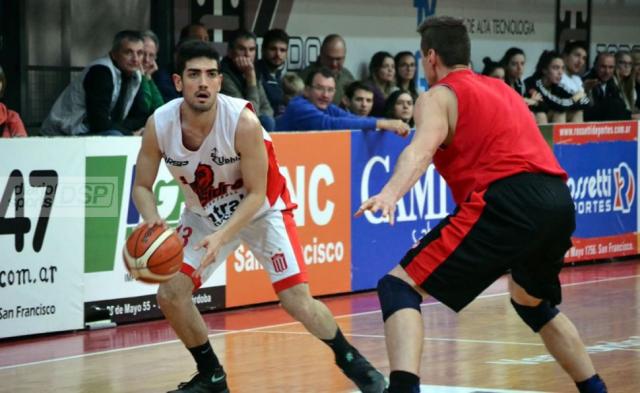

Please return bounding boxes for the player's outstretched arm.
[356,87,454,224]
[132,115,165,228]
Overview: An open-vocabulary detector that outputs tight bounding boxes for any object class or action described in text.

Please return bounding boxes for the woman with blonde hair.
[614,50,637,117]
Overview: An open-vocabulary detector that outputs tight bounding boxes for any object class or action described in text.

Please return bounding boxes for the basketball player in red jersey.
[356,17,607,393]
[133,40,385,393]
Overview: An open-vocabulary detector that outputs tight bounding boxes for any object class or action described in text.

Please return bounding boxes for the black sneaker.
[167,369,229,393]
[336,349,386,393]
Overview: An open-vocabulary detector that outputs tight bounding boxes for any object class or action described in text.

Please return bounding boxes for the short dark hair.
[562,40,587,56]
[175,40,220,75]
[304,67,334,87]
[345,81,373,99]
[179,23,207,42]
[228,28,257,50]
[417,16,470,67]
[111,30,144,53]
[261,28,289,52]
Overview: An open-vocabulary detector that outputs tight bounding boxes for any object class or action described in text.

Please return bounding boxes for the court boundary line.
[0,273,637,371]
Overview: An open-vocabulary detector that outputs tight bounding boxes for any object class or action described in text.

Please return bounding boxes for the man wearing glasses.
[276,67,410,136]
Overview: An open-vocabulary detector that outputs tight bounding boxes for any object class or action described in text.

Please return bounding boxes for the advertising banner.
[0,138,85,338]
[225,132,353,307]
[350,130,455,291]
[83,138,225,323]
[554,121,638,262]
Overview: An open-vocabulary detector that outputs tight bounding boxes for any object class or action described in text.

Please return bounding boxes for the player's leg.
[378,266,425,393]
[158,211,233,393]
[509,278,606,392]
[242,209,385,393]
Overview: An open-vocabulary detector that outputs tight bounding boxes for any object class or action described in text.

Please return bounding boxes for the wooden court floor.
[1,260,638,393]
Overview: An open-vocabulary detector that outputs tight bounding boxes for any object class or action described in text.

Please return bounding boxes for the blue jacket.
[276,96,377,131]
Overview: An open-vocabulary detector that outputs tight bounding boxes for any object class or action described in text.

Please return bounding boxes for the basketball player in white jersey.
[132,40,386,393]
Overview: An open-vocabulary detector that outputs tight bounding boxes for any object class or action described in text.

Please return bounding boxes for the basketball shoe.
[336,348,386,393]
[167,368,229,393]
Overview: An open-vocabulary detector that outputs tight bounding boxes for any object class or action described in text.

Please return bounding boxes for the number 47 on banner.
[0,169,58,252]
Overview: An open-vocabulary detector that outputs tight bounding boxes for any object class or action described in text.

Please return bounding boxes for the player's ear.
[172,73,183,92]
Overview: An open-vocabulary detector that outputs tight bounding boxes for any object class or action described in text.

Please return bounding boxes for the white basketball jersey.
[154,94,293,228]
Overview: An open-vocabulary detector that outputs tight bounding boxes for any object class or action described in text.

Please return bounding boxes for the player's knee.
[156,282,189,309]
[510,298,559,332]
[377,274,422,322]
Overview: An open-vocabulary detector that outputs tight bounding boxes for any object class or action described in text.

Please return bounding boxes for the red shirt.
[432,70,566,204]
[0,103,27,138]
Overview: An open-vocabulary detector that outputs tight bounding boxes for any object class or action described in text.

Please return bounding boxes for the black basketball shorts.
[400,173,575,312]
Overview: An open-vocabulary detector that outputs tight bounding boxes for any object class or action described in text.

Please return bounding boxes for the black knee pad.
[377,274,422,322]
[510,298,560,332]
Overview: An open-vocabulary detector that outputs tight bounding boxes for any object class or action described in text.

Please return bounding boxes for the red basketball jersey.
[432,69,567,204]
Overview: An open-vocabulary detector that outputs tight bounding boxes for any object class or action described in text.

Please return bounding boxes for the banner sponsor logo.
[225,132,351,307]
[566,162,635,215]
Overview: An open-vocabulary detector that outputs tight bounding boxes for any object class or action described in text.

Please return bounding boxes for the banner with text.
[0,139,85,338]
[225,132,352,307]
[554,121,638,262]
[350,130,455,291]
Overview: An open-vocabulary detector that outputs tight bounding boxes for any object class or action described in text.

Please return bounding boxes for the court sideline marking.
[0,273,637,371]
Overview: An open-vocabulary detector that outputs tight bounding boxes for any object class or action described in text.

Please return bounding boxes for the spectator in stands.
[342,81,374,117]
[281,72,304,107]
[614,50,637,116]
[155,23,210,102]
[366,51,398,117]
[481,57,505,80]
[500,47,542,108]
[525,50,589,124]
[220,28,275,130]
[559,41,588,98]
[299,34,355,106]
[256,28,289,116]
[384,89,414,127]
[41,30,147,136]
[0,65,27,137]
[395,51,419,101]
[583,52,631,121]
[276,67,410,136]
[140,30,165,114]
[633,50,640,115]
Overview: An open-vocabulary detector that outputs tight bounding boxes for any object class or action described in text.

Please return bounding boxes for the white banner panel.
[0,138,85,338]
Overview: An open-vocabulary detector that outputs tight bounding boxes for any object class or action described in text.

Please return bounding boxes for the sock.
[188,341,221,376]
[321,328,355,363]
[576,374,607,393]
[388,370,420,393]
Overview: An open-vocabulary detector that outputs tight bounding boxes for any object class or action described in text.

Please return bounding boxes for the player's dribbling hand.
[139,216,167,230]
[354,193,397,225]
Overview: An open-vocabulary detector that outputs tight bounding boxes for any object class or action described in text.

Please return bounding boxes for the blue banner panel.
[350,131,455,291]
[554,140,637,238]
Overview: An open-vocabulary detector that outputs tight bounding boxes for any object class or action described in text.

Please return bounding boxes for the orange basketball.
[123,225,184,283]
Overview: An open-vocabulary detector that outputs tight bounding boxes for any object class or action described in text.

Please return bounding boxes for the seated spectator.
[583,52,631,121]
[559,41,588,97]
[524,50,589,124]
[140,30,165,114]
[500,47,542,108]
[0,65,27,137]
[154,23,210,102]
[256,28,289,116]
[220,28,274,130]
[395,51,419,101]
[276,67,409,136]
[481,57,505,80]
[41,30,147,136]
[341,81,374,117]
[366,51,398,117]
[299,34,355,105]
[281,72,304,106]
[384,90,414,127]
[613,50,637,116]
